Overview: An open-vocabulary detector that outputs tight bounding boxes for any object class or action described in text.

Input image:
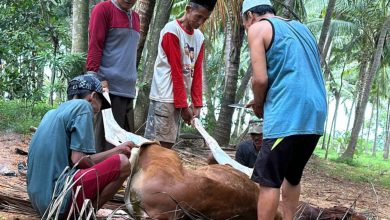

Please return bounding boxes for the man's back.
[27,100,95,215]
[262,17,327,139]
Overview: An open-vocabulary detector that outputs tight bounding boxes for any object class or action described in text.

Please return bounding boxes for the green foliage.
[0,0,80,102]
[314,147,390,189]
[0,99,54,133]
[171,0,186,19]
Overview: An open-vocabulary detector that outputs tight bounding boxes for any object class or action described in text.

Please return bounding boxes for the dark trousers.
[94,94,134,152]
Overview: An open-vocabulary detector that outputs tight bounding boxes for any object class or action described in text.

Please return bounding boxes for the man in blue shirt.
[27,73,135,218]
[242,0,327,219]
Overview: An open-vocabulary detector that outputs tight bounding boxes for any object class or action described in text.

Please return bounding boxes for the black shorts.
[251,134,320,188]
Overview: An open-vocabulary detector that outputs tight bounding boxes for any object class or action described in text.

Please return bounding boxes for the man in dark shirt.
[235,122,263,168]
[206,121,263,167]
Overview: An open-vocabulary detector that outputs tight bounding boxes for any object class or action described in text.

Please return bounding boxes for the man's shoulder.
[95,1,112,8]
[163,20,178,30]
[236,140,253,149]
[59,99,93,115]
[92,1,113,14]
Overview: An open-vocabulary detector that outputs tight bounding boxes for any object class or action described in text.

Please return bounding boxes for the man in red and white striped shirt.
[144,0,217,149]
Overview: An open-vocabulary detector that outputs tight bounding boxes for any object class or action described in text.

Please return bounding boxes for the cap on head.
[242,0,272,14]
[248,117,263,134]
[67,73,111,110]
[248,123,263,134]
[190,0,217,11]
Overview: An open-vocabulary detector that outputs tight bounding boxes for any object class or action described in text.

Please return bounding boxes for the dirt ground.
[0,132,389,219]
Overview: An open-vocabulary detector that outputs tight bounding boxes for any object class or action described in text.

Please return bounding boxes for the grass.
[0,99,55,133]
[313,147,390,189]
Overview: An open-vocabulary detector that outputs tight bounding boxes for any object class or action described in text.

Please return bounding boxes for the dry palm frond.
[0,193,39,217]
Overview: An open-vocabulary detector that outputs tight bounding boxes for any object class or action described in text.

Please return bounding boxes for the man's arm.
[86,4,109,74]
[71,141,134,169]
[248,21,272,118]
[191,43,204,117]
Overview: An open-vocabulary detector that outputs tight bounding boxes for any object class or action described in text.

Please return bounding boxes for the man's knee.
[118,154,131,179]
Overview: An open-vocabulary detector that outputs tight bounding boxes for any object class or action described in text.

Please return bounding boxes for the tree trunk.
[326,62,346,157]
[325,94,339,159]
[235,64,252,103]
[318,0,336,64]
[346,98,355,132]
[133,0,173,133]
[383,98,390,159]
[373,91,380,156]
[365,101,374,154]
[323,27,334,58]
[282,0,295,19]
[71,0,89,53]
[321,94,330,150]
[213,1,244,146]
[342,15,390,159]
[135,0,156,67]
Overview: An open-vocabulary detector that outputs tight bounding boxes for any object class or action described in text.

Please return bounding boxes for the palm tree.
[318,0,337,64]
[213,0,245,146]
[135,0,156,67]
[383,97,390,159]
[342,13,390,159]
[133,0,174,133]
[71,0,89,53]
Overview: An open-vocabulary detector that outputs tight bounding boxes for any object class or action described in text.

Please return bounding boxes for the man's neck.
[112,0,130,12]
[256,13,275,22]
[178,16,193,33]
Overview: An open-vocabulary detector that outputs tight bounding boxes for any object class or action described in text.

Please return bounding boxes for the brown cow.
[125,143,260,220]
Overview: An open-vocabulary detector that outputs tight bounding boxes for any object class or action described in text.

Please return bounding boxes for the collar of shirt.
[111,0,133,28]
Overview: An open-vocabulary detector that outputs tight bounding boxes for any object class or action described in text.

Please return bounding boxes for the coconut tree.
[135,0,156,67]
[318,0,337,65]
[213,0,245,146]
[71,0,89,54]
[342,13,390,159]
[133,0,173,133]
[383,97,390,159]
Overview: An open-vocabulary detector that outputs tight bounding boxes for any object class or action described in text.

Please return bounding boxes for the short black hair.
[243,5,276,20]
[188,0,217,11]
[67,89,93,101]
[188,2,215,12]
[188,2,202,10]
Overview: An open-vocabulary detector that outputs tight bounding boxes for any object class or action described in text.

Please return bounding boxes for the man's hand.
[181,107,193,125]
[245,100,255,108]
[116,141,135,158]
[246,99,264,119]
[101,80,109,92]
[192,106,202,118]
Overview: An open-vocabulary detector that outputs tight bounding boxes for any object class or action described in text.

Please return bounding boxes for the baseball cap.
[67,73,111,110]
[242,0,273,14]
[248,123,263,134]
